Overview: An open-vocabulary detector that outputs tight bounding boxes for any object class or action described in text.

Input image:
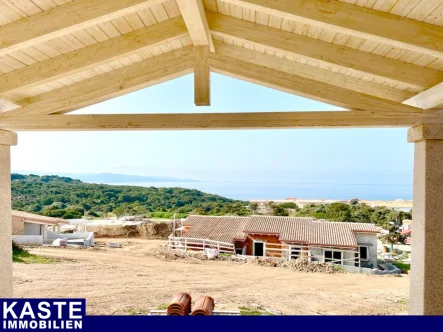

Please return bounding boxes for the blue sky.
[11,73,414,194]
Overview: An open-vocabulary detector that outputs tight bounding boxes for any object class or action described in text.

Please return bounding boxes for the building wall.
[11,216,25,235]
[245,234,282,257]
[24,222,42,236]
[355,233,378,268]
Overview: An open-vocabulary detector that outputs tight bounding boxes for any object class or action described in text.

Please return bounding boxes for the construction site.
[13,238,409,316]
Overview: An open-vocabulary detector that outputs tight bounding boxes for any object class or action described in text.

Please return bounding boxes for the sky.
[11,73,414,196]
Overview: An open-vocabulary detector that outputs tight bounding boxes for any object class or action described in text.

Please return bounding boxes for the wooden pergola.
[0,0,442,314]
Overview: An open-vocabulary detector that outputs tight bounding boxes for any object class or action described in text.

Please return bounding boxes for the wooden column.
[0,130,17,298]
[408,124,443,315]
[194,46,210,106]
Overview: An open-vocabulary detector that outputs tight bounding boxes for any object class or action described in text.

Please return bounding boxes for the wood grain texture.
[207,10,443,89]
[222,0,443,58]
[0,110,440,131]
[207,51,424,114]
[0,0,169,56]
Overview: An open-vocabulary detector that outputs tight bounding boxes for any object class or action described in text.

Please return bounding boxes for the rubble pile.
[151,246,339,273]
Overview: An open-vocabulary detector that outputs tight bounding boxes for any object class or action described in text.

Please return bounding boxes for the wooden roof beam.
[177,0,214,52]
[207,51,424,114]
[0,111,439,131]
[194,46,210,106]
[207,11,443,90]
[0,46,196,117]
[0,0,170,57]
[213,40,413,103]
[403,83,443,110]
[0,17,188,98]
[222,0,443,58]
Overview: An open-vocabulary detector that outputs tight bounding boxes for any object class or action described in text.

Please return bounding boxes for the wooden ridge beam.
[222,0,443,58]
[213,40,413,103]
[207,11,443,90]
[207,51,423,114]
[0,0,169,57]
[194,46,210,106]
[0,17,188,97]
[0,111,439,131]
[177,0,214,52]
[0,46,196,117]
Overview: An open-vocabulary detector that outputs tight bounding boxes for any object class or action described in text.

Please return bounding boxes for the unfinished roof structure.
[0,0,441,129]
[0,0,443,315]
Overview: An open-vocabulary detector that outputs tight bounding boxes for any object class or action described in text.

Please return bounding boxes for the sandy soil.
[13,238,409,315]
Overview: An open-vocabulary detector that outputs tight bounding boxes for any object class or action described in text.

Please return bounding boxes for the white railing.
[168,236,235,254]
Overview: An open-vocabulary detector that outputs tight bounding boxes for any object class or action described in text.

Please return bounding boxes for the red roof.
[183,215,378,248]
[246,216,378,248]
[183,215,249,243]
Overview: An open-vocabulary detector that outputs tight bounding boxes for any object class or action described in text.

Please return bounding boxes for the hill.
[11,174,249,219]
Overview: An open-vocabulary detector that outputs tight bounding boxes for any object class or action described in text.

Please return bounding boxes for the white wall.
[12,235,43,246]
[24,222,41,235]
[355,233,378,268]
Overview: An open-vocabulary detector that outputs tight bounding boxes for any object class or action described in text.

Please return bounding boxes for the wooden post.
[0,130,17,297]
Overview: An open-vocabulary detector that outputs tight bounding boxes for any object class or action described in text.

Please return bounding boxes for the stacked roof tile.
[183,215,378,248]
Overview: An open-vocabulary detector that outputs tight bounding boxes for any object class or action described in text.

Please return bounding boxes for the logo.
[1,299,85,330]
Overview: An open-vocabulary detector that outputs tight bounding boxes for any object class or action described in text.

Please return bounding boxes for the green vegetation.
[239,306,274,316]
[126,308,148,316]
[156,304,168,310]
[392,261,410,274]
[292,202,411,228]
[12,242,56,264]
[11,174,250,219]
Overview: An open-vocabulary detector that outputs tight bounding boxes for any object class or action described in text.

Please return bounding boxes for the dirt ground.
[13,238,409,315]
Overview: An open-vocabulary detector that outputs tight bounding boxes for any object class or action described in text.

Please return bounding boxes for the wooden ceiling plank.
[0,46,196,117]
[213,40,414,103]
[207,50,423,114]
[207,11,443,90]
[0,110,440,131]
[177,0,215,52]
[0,0,170,57]
[222,0,443,58]
[0,16,188,96]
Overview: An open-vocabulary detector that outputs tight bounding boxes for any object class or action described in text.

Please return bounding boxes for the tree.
[249,202,259,214]
[113,206,126,220]
[380,211,406,251]
[272,205,289,216]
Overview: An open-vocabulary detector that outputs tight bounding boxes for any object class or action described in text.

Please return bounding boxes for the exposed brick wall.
[11,216,24,235]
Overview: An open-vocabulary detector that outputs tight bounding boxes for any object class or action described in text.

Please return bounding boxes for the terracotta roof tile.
[183,215,248,243]
[184,215,378,248]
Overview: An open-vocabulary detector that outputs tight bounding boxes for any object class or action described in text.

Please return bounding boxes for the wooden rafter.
[0,0,169,57]
[213,40,413,103]
[194,46,210,106]
[207,51,424,114]
[0,111,439,131]
[222,0,443,58]
[207,11,443,90]
[404,83,443,110]
[0,17,188,97]
[0,47,196,117]
[177,0,214,52]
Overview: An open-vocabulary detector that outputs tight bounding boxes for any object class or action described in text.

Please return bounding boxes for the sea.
[109,181,413,201]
